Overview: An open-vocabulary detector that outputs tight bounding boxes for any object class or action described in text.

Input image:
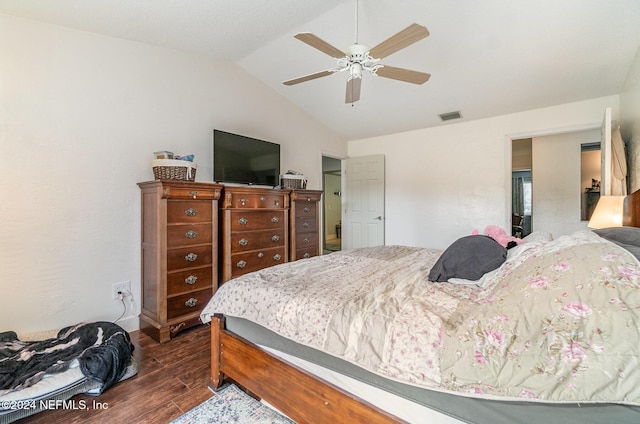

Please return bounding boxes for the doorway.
[510,128,603,238]
[581,143,602,221]
[511,138,532,237]
[322,156,342,253]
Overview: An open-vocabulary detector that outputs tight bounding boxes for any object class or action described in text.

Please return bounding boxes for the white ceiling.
[2,0,640,140]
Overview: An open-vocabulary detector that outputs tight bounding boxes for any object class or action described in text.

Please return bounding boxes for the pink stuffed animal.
[472,225,523,248]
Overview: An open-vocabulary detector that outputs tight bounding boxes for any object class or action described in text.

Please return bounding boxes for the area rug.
[170,384,295,424]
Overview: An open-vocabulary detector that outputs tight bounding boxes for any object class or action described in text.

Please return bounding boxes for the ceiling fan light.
[350,63,363,78]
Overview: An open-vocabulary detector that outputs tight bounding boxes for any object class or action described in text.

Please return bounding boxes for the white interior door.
[342,155,385,250]
[601,107,612,196]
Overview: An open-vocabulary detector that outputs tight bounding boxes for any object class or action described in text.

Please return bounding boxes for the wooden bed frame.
[210,314,406,423]
[210,189,640,423]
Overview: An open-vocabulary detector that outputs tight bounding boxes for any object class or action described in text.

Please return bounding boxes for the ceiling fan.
[282,1,431,103]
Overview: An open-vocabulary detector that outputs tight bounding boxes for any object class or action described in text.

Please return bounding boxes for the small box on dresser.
[220,186,291,283]
[138,180,223,343]
[290,189,323,261]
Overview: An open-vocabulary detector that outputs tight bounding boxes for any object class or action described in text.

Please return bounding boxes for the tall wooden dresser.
[219,186,290,283]
[138,180,223,343]
[289,189,323,261]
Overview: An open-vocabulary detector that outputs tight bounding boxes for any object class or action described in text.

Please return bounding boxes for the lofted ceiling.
[1,0,640,140]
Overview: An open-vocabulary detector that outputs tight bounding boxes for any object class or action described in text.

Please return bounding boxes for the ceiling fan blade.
[345,77,362,103]
[294,33,346,59]
[375,65,431,84]
[368,23,429,59]
[283,70,334,86]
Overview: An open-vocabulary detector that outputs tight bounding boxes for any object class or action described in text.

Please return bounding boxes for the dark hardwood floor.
[22,324,213,423]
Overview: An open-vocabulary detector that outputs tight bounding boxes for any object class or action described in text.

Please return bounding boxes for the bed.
[0,321,136,424]
[201,190,640,424]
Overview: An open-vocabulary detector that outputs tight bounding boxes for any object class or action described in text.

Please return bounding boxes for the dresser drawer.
[167,267,213,296]
[230,210,286,231]
[296,232,318,248]
[295,204,317,219]
[226,192,287,209]
[163,185,220,201]
[167,245,212,271]
[291,191,322,204]
[167,201,212,223]
[295,217,316,234]
[167,223,213,247]
[167,288,212,319]
[230,228,285,253]
[296,246,319,260]
[230,247,286,278]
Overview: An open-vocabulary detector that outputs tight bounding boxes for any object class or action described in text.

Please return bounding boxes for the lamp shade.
[588,196,625,229]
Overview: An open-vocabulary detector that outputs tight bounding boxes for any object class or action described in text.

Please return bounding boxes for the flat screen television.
[213,129,280,186]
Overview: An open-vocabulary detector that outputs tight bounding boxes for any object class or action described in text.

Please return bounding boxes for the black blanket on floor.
[0,321,134,395]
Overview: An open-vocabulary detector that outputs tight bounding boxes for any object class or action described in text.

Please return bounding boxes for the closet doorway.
[511,138,533,237]
[322,155,342,253]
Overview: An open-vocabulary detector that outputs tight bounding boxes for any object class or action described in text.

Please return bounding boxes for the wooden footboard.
[210,314,406,424]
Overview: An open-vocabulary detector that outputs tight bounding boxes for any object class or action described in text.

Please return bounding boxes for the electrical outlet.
[112,281,131,300]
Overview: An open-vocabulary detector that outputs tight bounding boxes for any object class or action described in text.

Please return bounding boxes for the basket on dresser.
[152,159,197,181]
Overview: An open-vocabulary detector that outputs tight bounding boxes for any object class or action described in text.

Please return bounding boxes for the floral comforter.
[201,230,640,404]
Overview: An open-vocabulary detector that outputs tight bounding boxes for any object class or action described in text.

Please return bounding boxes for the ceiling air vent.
[439,111,462,121]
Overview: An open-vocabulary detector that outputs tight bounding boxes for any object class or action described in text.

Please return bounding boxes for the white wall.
[0,15,346,335]
[348,96,620,250]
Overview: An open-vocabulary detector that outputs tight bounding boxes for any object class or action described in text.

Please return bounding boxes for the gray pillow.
[594,227,640,246]
[594,227,640,260]
[429,235,507,282]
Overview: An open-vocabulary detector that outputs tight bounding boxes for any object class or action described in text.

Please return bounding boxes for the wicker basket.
[152,159,197,181]
[281,174,306,189]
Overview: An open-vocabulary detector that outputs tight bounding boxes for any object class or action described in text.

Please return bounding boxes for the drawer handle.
[271,216,280,223]
[302,222,310,229]
[185,208,198,216]
[303,207,310,213]
[306,196,311,202]
[237,260,247,268]
[239,238,249,246]
[260,196,266,201]
[304,238,310,244]
[188,191,198,199]
[238,217,248,225]
[240,198,248,206]
[303,252,311,258]
[185,298,198,308]
[185,253,198,262]
[170,322,186,334]
[273,254,282,261]
[185,230,198,239]
[271,235,280,242]
[274,200,280,206]
[257,252,264,258]
[184,275,198,285]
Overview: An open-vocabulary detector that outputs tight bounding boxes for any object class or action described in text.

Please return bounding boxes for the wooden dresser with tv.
[138,182,324,342]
